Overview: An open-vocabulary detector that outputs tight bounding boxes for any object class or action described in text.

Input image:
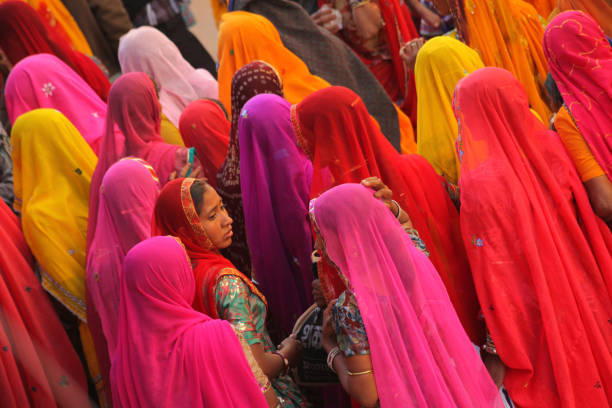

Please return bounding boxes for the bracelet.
[349,0,370,8]
[273,350,290,376]
[391,200,401,219]
[482,333,497,355]
[326,346,341,373]
[347,368,374,376]
[260,379,271,394]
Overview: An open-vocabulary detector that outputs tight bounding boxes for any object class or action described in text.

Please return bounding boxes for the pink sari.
[111,235,268,408]
[543,11,612,180]
[310,183,501,407]
[5,54,108,154]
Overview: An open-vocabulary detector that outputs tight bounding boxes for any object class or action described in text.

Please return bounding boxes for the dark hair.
[189,179,210,216]
[204,98,229,121]
[545,73,563,112]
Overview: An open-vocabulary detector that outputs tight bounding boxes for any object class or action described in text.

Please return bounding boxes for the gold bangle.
[260,379,272,393]
[347,368,374,376]
[350,0,371,8]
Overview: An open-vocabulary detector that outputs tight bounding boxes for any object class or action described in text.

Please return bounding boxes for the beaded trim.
[291,104,312,160]
[180,178,215,251]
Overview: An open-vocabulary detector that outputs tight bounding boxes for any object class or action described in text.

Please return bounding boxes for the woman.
[415,36,484,185]
[454,67,612,406]
[0,199,89,407]
[5,54,111,154]
[313,183,501,407]
[217,10,415,153]
[239,93,313,341]
[87,72,202,249]
[0,1,110,100]
[154,178,309,407]
[118,26,218,127]
[87,158,161,356]
[111,236,276,407]
[291,86,484,344]
[179,99,230,189]
[10,108,105,403]
[544,11,612,224]
[216,61,284,278]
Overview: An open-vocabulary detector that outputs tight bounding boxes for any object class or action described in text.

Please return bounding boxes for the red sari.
[0,200,88,407]
[455,67,612,407]
[291,86,484,344]
[153,178,267,317]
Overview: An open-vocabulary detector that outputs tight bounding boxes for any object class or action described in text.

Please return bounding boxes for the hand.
[169,162,205,181]
[419,7,441,28]
[321,300,337,352]
[400,37,426,71]
[278,335,303,367]
[361,177,396,215]
[312,5,342,34]
[312,279,327,308]
[483,353,506,389]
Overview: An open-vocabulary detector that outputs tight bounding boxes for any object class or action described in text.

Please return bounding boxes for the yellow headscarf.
[12,108,97,321]
[415,37,484,185]
[217,11,416,152]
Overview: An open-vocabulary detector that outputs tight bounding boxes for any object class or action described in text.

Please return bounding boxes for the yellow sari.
[161,113,185,146]
[0,0,92,55]
[415,37,484,185]
[464,0,550,122]
[217,11,416,152]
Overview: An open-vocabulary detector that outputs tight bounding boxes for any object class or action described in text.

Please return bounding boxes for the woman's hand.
[361,176,395,214]
[484,353,506,389]
[311,5,342,34]
[169,162,205,181]
[277,335,303,367]
[312,279,327,308]
[400,37,426,71]
[321,300,338,353]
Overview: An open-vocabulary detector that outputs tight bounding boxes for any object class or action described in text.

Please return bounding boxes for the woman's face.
[199,186,233,249]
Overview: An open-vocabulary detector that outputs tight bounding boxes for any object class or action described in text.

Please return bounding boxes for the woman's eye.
[208,213,216,221]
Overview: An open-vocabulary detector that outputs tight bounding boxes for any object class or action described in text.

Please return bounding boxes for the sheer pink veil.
[311,183,501,407]
[111,236,268,407]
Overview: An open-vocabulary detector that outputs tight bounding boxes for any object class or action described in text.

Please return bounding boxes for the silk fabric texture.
[544,11,612,181]
[5,54,109,154]
[153,178,266,317]
[454,67,612,407]
[111,236,268,408]
[179,100,230,189]
[311,184,501,407]
[292,86,484,344]
[0,1,109,100]
[415,36,484,185]
[217,61,284,277]
[239,93,314,340]
[0,200,89,407]
[118,26,218,127]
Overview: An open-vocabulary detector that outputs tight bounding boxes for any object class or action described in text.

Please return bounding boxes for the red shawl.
[292,86,483,344]
[455,67,612,407]
[0,1,110,101]
[153,178,267,317]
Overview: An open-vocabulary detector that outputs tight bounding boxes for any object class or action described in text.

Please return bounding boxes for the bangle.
[349,0,370,8]
[326,346,341,373]
[273,350,289,376]
[482,333,497,355]
[391,200,401,219]
[347,368,374,376]
[260,379,271,394]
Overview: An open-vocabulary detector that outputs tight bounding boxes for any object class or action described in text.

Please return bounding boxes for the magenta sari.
[310,183,501,407]
[111,235,268,408]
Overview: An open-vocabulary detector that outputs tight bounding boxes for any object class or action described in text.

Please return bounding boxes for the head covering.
[292,86,484,343]
[5,54,108,154]
[415,36,484,184]
[87,72,182,250]
[11,108,97,321]
[454,67,612,407]
[555,0,612,38]
[179,99,230,189]
[0,1,109,100]
[111,235,268,408]
[0,199,89,407]
[310,184,501,407]
[239,93,313,339]
[544,11,612,180]
[118,26,218,126]
[154,178,267,317]
[87,158,160,356]
[216,60,284,276]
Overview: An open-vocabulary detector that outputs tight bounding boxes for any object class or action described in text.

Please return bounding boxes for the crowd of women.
[0,0,611,406]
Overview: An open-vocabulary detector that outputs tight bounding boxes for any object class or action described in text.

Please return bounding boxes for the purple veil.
[239,93,314,340]
[311,184,501,407]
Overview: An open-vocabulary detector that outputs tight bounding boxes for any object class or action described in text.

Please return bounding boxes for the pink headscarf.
[86,158,160,356]
[111,235,268,408]
[544,11,612,180]
[310,183,501,408]
[5,54,108,154]
[118,26,218,126]
[87,72,183,249]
